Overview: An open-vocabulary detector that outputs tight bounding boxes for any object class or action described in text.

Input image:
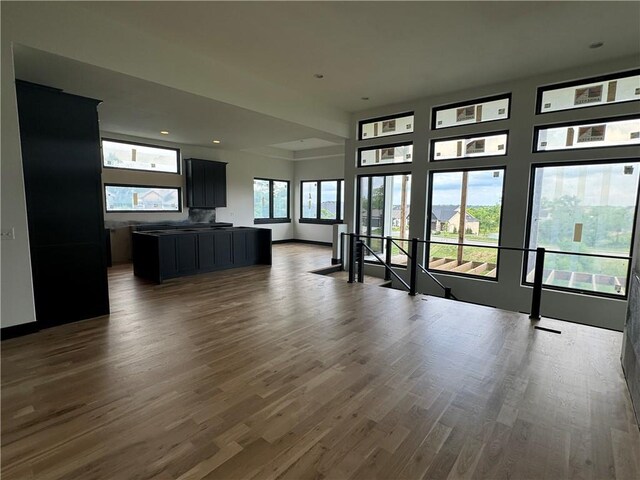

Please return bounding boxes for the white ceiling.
[9,1,640,156]
[269,138,341,151]
[85,1,640,112]
[12,45,344,152]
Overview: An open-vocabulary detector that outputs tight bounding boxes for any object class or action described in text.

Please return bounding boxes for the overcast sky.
[537,162,639,207]
[431,170,504,206]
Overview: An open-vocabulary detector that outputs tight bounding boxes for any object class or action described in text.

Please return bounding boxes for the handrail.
[389,238,455,299]
[345,233,546,319]
[350,233,629,260]
[390,238,411,257]
[416,262,458,300]
[428,240,630,260]
[359,241,411,292]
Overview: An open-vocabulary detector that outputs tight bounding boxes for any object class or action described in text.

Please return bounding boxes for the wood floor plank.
[1,244,638,479]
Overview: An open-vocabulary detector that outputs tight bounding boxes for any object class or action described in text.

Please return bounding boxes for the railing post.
[357,241,365,283]
[409,238,418,296]
[444,287,452,299]
[385,236,392,281]
[348,233,356,283]
[340,232,345,270]
[529,247,545,320]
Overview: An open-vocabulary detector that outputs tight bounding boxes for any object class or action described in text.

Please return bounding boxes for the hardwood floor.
[2,243,639,479]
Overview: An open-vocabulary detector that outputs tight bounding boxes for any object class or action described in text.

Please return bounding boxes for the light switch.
[1,227,15,240]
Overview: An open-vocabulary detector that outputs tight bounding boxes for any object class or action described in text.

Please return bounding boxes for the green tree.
[467,205,501,235]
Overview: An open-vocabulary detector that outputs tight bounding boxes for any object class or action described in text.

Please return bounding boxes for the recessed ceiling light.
[313,73,324,79]
[160,130,169,135]
[361,97,370,101]
[212,140,221,144]
[589,41,604,49]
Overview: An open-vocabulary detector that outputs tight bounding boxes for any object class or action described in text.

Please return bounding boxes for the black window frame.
[101,138,181,175]
[357,141,413,168]
[430,130,509,161]
[426,166,507,282]
[532,114,640,154]
[358,111,415,141]
[535,68,640,115]
[253,178,291,224]
[431,93,512,131]
[522,159,640,300]
[299,179,344,224]
[356,171,413,268]
[104,183,182,213]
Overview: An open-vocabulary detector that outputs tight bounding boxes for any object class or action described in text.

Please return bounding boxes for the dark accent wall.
[16,81,110,328]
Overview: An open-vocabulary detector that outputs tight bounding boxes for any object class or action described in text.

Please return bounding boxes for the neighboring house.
[140,190,163,209]
[360,208,383,229]
[391,204,410,228]
[431,205,480,234]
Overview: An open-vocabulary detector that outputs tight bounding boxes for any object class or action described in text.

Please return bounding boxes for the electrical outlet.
[1,227,15,240]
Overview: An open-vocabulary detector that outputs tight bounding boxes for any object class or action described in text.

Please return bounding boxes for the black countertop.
[132,222,233,232]
[133,226,260,237]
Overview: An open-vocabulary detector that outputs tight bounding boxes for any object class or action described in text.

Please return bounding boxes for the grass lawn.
[429,244,498,264]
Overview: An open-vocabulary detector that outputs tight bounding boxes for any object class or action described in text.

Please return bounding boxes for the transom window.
[254,178,290,224]
[358,142,413,167]
[537,70,640,114]
[359,112,414,140]
[431,132,508,161]
[433,94,510,129]
[534,116,640,152]
[102,139,180,174]
[300,180,344,223]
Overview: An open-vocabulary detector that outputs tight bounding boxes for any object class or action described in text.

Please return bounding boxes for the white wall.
[346,56,640,331]
[293,155,345,243]
[1,40,35,328]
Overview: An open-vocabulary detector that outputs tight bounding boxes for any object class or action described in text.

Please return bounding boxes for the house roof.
[432,205,479,223]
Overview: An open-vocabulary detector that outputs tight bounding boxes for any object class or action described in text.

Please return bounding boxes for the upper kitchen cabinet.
[185,158,227,208]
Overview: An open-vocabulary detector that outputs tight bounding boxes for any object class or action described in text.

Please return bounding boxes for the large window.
[254,178,290,223]
[537,70,640,114]
[428,169,505,278]
[104,184,181,212]
[359,112,414,140]
[525,161,639,297]
[300,179,344,223]
[433,94,510,129]
[102,139,180,174]
[431,132,508,161]
[534,116,640,152]
[358,174,412,266]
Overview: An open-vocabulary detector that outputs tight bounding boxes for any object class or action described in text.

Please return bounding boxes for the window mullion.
[316,182,322,220]
[269,180,274,219]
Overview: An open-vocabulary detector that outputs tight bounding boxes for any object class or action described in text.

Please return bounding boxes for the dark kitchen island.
[132,226,272,283]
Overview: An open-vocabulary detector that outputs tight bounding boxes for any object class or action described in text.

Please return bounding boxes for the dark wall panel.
[16,81,110,327]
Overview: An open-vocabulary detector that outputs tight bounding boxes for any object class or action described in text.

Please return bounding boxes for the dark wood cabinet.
[16,81,110,327]
[185,158,227,208]
[176,234,199,274]
[132,227,271,283]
